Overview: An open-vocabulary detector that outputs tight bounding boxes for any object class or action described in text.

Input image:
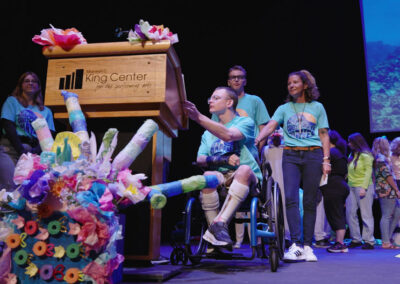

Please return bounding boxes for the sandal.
[382,243,400,249]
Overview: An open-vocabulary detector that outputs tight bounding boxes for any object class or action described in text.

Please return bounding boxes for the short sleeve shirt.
[197,115,262,180]
[271,101,329,147]
[1,96,55,138]
[374,155,396,199]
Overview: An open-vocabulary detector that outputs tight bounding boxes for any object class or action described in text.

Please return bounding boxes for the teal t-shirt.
[197,115,262,180]
[1,96,55,138]
[271,101,329,147]
[212,93,270,137]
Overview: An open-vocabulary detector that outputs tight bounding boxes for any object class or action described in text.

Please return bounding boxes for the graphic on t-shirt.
[16,109,43,138]
[287,112,316,139]
[210,139,240,156]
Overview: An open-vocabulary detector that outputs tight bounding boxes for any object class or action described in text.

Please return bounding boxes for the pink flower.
[32,25,87,51]
[68,222,81,235]
[99,188,115,212]
[11,215,25,229]
[82,261,108,284]
[68,207,110,253]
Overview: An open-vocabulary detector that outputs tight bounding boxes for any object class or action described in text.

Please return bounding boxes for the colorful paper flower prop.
[0,90,222,283]
[128,19,179,44]
[32,24,87,51]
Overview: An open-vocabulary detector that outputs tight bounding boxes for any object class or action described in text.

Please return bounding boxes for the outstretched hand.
[183,100,201,122]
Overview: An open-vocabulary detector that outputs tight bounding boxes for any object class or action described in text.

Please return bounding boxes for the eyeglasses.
[228,75,246,81]
[207,95,230,104]
[23,79,39,84]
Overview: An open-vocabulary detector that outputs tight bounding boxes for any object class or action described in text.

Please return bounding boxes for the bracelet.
[322,162,331,166]
[323,156,330,160]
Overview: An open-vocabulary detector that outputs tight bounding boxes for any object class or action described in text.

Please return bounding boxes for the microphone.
[114,27,129,39]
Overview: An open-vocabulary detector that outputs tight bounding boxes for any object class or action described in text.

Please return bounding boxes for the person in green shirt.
[346,132,375,249]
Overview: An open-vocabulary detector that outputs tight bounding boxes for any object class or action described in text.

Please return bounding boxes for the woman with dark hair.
[346,132,375,249]
[0,71,55,190]
[372,137,400,249]
[320,130,350,253]
[256,70,330,262]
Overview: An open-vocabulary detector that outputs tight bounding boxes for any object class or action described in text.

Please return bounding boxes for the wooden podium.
[42,40,188,261]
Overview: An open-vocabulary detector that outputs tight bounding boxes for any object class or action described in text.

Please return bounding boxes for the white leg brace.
[215,180,249,224]
[200,190,219,226]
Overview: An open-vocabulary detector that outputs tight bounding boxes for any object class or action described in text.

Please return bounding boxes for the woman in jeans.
[256,70,330,262]
[372,137,400,249]
[346,132,375,249]
[0,71,55,190]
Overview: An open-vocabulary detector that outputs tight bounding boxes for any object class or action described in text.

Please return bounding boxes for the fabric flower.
[13,153,46,185]
[11,215,25,229]
[82,261,108,284]
[67,206,110,253]
[32,24,87,51]
[20,170,51,204]
[53,245,66,258]
[99,188,115,212]
[68,222,81,235]
[127,19,178,44]
[25,262,38,277]
[34,227,49,240]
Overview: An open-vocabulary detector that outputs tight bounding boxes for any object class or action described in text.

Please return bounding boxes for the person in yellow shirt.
[346,132,375,249]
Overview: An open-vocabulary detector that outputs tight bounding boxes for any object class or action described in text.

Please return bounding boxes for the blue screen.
[360,0,400,133]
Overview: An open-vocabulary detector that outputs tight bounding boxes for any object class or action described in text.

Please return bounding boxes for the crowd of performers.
[1,67,399,279]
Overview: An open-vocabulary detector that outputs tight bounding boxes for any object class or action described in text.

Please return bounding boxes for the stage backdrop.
[360,0,400,133]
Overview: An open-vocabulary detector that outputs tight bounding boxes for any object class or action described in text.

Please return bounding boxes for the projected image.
[361,0,400,133]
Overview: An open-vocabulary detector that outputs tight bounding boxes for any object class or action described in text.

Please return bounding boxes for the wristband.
[206,155,230,167]
[323,156,330,160]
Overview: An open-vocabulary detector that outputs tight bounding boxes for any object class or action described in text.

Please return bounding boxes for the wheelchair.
[170,161,286,272]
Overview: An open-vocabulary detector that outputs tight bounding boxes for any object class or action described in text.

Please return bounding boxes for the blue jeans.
[346,185,375,244]
[282,148,323,246]
[379,198,400,243]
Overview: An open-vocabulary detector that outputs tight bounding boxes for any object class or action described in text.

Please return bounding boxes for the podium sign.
[43,40,187,138]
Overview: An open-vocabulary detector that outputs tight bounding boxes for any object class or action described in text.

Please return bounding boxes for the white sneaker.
[283,243,305,262]
[233,242,241,249]
[303,245,318,262]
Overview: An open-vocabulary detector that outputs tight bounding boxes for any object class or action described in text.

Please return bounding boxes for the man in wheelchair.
[183,87,262,250]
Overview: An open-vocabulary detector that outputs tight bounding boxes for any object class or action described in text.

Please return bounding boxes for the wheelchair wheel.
[269,247,279,272]
[170,248,188,265]
[184,198,207,264]
[272,182,285,259]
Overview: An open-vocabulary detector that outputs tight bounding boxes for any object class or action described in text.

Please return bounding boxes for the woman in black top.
[320,130,350,253]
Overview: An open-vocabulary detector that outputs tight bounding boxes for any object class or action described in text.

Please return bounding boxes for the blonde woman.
[372,137,400,249]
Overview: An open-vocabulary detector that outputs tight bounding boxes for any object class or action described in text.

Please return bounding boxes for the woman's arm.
[319,128,331,175]
[255,120,278,147]
[1,118,26,155]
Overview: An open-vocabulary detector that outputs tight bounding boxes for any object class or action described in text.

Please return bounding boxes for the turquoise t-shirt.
[212,93,270,137]
[1,96,55,138]
[271,101,329,147]
[197,115,262,181]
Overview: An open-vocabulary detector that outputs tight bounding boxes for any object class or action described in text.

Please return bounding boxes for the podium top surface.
[42,40,175,59]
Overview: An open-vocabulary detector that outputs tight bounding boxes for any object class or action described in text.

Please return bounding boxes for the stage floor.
[121,242,400,283]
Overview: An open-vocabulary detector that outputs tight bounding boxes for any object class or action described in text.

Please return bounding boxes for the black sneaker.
[327,242,349,253]
[347,241,363,248]
[314,239,331,248]
[361,243,374,250]
[203,222,233,247]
